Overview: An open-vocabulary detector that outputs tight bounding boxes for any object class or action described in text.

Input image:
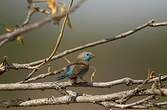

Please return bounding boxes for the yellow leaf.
[59,4,66,14]
[16,36,24,45]
[90,66,96,82]
[47,0,58,15]
[5,26,13,32]
[47,64,51,72]
[91,71,95,82]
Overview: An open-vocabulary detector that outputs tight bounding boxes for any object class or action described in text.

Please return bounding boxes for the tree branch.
[0,75,165,91]
[0,88,166,108]
[5,19,167,72]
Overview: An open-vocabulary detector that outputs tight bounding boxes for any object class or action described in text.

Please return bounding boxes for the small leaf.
[91,71,95,82]
[66,15,72,29]
[47,0,58,15]
[148,71,156,80]
[0,56,8,75]
[5,27,13,32]
[0,63,6,75]
[59,4,73,29]
[5,25,16,32]
[59,4,66,13]
[90,66,96,82]
[47,64,51,72]
[16,36,24,45]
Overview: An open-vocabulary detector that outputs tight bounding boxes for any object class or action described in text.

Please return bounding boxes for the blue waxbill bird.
[56,52,95,82]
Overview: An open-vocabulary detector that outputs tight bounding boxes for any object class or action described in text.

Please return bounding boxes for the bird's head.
[77,52,95,61]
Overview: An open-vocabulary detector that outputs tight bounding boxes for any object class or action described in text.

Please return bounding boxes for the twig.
[23,6,50,26]
[149,21,167,27]
[19,67,65,83]
[47,4,72,61]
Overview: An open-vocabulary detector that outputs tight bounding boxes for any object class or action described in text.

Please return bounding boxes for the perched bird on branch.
[56,52,95,82]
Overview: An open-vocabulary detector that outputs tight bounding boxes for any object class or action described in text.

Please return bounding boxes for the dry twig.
[4,19,167,73]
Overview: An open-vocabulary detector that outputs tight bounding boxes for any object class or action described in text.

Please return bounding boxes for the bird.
[56,52,95,82]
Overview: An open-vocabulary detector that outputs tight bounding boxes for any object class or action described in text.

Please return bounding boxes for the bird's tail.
[56,74,68,81]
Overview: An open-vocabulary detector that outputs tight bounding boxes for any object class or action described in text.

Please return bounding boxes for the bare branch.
[20,67,65,83]
[0,88,166,108]
[22,66,167,83]
[5,19,167,72]
[47,0,74,61]
[23,6,50,26]
[0,75,165,90]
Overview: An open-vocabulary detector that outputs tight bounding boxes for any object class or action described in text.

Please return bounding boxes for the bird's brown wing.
[69,61,89,79]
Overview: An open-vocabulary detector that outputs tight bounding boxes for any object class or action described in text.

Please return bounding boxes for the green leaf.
[66,15,72,30]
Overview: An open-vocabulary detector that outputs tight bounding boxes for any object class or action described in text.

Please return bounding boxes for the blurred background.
[0,0,167,110]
